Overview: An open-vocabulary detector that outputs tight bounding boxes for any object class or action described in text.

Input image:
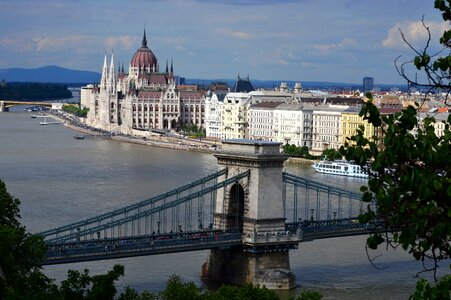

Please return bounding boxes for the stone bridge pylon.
[202,139,299,290]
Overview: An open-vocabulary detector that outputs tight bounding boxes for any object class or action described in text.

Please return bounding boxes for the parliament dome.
[131,30,157,69]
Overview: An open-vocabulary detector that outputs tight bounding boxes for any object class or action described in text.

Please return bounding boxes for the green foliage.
[119,277,323,300]
[410,275,451,300]
[62,105,89,117]
[0,82,72,101]
[321,148,342,160]
[340,95,451,297]
[59,264,124,300]
[294,289,323,300]
[117,287,157,300]
[396,0,450,97]
[283,144,314,159]
[342,3,451,297]
[207,283,279,300]
[181,124,205,138]
[161,275,203,300]
[0,179,60,300]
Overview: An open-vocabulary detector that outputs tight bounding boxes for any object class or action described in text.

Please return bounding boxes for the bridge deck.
[42,220,376,265]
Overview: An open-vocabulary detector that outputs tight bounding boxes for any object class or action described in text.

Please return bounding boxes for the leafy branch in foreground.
[395,0,451,104]
[340,93,450,298]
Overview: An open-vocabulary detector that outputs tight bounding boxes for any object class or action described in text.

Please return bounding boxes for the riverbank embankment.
[50,111,317,160]
[50,111,217,154]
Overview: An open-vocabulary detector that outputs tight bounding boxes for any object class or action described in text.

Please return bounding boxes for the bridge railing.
[43,230,243,265]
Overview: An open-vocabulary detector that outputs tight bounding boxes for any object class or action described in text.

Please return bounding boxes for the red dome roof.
[131,30,157,68]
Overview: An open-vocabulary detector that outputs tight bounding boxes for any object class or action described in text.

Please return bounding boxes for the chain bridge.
[39,139,375,289]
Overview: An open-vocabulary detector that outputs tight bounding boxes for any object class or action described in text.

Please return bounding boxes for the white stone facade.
[311,106,348,154]
[81,31,205,135]
[221,92,252,139]
[273,104,313,147]
[205,90,227,140]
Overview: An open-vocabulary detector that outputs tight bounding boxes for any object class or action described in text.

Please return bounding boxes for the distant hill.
[0,66,101,84]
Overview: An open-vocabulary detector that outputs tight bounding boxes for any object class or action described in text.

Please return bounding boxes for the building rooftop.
[230,75,255,93]
[250,102,283,109]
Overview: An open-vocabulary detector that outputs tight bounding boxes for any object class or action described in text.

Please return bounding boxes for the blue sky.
[0,0,447,84]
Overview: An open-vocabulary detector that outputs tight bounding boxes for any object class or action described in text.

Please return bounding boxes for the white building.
[220,76,255,139]
[248,102,281,141]
[273,103,313,147]
[221,92,252,139]
[205,83,228,140]
[311,105,348,154]
[249,90,293,104]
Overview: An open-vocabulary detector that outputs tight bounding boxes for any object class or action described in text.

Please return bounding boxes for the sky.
[0,0,448,84]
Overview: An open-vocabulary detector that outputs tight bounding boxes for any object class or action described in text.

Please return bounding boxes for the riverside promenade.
[49,110,219,154]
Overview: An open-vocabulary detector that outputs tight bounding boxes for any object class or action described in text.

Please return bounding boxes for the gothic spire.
[142,28,147,47]
[100,51,108,89]
[165,60,168,73]
[170,58,173,74]
[108,52,116,94]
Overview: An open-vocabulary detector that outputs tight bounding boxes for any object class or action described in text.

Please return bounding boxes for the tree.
[0,178,127,300]
[0,179,60,300]
[321,148,342,160]
[342,98,450,298]
[161,275,203,300]
[340,2,451,297]
[395,0,450,103]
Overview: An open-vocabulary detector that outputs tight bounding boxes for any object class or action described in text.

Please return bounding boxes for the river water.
[0,110,435,299]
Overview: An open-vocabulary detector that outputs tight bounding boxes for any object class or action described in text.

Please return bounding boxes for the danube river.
[0,111,432,299]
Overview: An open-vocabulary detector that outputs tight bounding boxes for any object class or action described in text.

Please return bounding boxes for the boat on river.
[312,158,368,178]
[73,135,84,140]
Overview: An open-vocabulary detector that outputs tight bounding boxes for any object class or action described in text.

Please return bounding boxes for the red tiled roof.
[177,85,198,91]
[180,90,203,99]
[137,91,162,99]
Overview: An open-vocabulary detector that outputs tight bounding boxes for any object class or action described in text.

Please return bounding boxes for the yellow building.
[340,107,375,146]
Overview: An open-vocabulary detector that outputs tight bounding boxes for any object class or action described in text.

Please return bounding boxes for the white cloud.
[311,38,358,55]
[174,45,187,52]
[382,21,448,49]
[26,34,138,53]
[104,36,137,50]
[0,38,19,47]
[32,35,94,51]
[219,29,252,40]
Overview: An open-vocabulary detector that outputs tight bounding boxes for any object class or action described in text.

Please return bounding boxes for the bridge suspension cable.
[41,169,250,244]
[282,172,376,223]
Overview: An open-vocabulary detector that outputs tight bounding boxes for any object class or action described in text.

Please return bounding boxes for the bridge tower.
[202,139,298,290]
[0,101,8,112]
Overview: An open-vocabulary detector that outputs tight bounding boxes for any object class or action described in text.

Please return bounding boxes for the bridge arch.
[225,182,246,232]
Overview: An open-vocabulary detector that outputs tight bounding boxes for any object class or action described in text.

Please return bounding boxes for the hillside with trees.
[0,82,72,101]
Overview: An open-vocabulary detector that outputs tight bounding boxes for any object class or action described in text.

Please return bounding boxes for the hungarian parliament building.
[80,30,205,135]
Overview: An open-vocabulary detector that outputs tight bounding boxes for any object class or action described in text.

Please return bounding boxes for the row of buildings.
[80,31,449,154]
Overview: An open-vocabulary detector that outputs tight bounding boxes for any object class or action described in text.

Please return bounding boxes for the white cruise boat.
[312,158,369,178]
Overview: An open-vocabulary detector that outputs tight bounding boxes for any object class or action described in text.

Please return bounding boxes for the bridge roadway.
[0,100,78,111]
[42,219,376,265]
